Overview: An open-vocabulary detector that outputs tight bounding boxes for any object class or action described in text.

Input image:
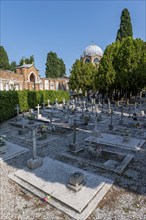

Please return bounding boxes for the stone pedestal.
[37,114,42,119]
[27,157,43,170]
[69,143,83,153]
[67,172,85,192]
[109,124,113,130]
[18,129,28,135]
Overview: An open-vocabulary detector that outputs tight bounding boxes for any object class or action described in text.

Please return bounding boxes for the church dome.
[83,43,103,57]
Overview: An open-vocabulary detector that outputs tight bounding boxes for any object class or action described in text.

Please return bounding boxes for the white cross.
[36,104,41,115]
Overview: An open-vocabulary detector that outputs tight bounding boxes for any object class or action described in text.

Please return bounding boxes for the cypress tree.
[116,8,133,41]
[0,46,9,70]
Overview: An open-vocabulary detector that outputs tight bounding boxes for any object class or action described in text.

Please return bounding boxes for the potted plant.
[0,135,7,152]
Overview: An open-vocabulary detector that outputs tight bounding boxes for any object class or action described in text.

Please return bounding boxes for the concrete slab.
[35,116,59,123]
[61,151,134,174]
[8,129,60,147]
[9,157,113,220]
[0,141,29,162]
[85,133,145,151]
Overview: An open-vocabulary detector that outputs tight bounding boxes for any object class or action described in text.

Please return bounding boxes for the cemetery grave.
[60,142,134,174]
[85,132,145,151]
[1,97,146,220]
[9,157,114,220]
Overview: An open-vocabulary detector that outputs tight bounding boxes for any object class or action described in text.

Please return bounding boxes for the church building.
[0,63,69,91]
[81,42,103,66]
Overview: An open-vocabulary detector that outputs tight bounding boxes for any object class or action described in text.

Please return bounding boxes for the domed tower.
[81,42,103,66]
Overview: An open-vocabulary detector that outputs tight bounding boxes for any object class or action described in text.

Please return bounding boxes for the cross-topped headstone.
[73,119,77,144]
[22,116,25,129]
[47,99,51,107]
[36,104,41,115]
[15,104,20,117]
[32,128,37,160]
[121,106,124,120]
[108,98,111,110]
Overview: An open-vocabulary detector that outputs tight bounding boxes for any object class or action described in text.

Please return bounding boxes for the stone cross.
[110,108,113,125]
[73,119,77,144]
[108,99,111,110]
[72,99,75,110]
[22,116,25,129]
[121,106,124,119]
[36,104,41,115]
[15,104,20,117]
[94,114,97,130]
[50,113,53,126]
[32,129,37,160]
[47,99,50,107]
[135,102,137,112]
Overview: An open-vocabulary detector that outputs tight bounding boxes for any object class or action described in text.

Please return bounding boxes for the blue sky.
[0,0,145,77]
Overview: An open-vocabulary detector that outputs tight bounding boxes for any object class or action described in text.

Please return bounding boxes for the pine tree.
[116,8,133,41]
[0,46,9,70]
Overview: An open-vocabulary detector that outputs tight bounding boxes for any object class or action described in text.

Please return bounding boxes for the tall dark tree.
[45,51,66,78]
[0,46,9,70]
[116,8,133,41]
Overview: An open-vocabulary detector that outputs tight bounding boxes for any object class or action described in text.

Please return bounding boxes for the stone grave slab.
[0,141,29,162]
[61,148,134,174]
[9,157,113,220]
[35,116,59,123]
[9,118,41,128]
[85,133,145,151]
[8,129,60,147]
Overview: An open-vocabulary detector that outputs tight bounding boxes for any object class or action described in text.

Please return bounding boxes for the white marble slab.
[11,157,113,214]
[85,133,145,151]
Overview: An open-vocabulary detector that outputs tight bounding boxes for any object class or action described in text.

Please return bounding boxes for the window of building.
[93,58,99,63]
[85,58,90,63]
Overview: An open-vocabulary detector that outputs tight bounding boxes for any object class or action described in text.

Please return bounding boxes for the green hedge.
[0,90,69,122]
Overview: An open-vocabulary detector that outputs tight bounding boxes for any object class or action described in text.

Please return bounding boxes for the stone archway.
[29,73,36,90]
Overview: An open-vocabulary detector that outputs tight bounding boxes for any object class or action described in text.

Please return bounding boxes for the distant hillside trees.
[116,8,133,41]
[0,46,9,70]
[45,51,66,78]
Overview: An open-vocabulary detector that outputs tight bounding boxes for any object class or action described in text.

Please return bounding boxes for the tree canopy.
[0,46,9,70]
[96,37,146,99]
[19,55,34,66]
[116,8,133,41]
[69,60,98,95]
[45,52,66,78]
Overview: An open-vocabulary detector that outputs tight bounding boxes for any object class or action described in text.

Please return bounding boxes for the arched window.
[93,58,99,63]
[30,73,35,83]
[85,58,90,63]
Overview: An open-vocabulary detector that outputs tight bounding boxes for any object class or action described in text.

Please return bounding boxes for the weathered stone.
[27,157,43,170]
